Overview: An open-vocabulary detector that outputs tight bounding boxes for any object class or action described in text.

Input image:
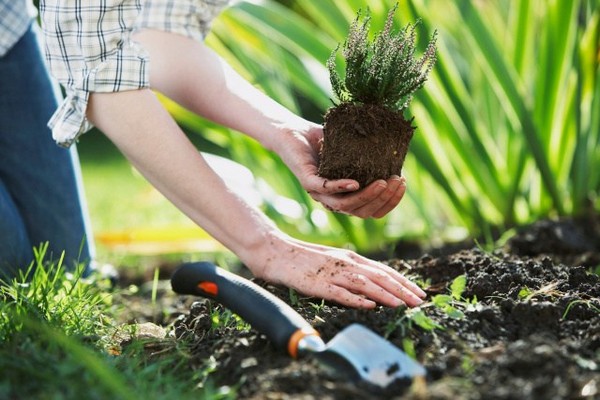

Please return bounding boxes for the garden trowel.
[171,262,426,388]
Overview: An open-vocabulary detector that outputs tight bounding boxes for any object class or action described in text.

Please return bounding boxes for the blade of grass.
[23,317,138,400]
[574,7,600,198]
[229,1,334,63]
[295,0,354,41]
[510,0,533,76]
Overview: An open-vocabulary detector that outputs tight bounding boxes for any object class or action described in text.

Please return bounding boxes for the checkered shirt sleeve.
[38,0,229,147]
[39,0,149,147]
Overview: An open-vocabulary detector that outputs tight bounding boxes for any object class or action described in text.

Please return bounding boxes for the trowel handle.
[171,262,319,358]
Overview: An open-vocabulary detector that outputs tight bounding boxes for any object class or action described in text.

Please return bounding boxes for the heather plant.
[317,4,438,188]
[327,4,437,111]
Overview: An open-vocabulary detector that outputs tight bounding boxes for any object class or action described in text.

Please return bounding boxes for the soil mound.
[171,216,600,399]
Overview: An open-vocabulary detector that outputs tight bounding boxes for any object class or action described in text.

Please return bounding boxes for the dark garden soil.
[318,103,415,188]
[116,214,600,400]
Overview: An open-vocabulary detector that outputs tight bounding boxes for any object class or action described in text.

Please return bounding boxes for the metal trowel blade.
[318,323,426,388]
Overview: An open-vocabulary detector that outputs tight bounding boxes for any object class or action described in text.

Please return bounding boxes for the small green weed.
[562,299,600,319]
[309,299,326,314]
[209,306,251,332]
[518,282,561,301]
[386,274,475,337]
[288,287,299,306]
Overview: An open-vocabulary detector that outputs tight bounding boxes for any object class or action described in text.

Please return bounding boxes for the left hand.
[243,232,426,309]
[273,123,407,219]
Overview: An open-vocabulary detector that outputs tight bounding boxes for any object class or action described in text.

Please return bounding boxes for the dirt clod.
[318,103,414,188]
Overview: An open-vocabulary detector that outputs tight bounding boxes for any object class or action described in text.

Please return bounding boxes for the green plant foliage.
[402,337,417,359]
[405,0,600,230]
[0,243,110,341]
[431,295,463,319]
[386,273,477,337]
[328,4,437,110]
[0,245,235,399]
[450,274,467,301]
[409,309,444,331]
[209,307,251,331]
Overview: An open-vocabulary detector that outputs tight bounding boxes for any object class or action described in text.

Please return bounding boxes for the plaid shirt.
[0,0,36,57]
[39,0,229,147]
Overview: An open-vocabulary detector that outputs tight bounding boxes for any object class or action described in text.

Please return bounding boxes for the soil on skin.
[120,215,600,400]
[318,103,415,188]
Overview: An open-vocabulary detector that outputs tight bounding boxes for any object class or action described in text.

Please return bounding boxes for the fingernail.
[392,297,405,308]
[415,296,424,305]
[345,183,358,190]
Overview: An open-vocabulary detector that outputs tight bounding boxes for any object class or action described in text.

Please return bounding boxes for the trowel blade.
[322,323,426,387]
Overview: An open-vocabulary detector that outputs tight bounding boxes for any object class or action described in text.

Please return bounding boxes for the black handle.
[171,262,316,356]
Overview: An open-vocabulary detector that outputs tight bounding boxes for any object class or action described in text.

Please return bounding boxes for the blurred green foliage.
[167,0,600,252]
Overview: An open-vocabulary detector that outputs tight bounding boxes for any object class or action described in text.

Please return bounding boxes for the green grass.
[0,245,235,399]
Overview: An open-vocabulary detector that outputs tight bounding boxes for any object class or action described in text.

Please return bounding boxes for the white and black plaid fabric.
[39,0,229,147]
[0,0,36,57]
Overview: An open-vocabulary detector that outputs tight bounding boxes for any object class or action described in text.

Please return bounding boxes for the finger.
[349,253,427,300]
[371,177,407,218]
[351,176,404,218]
[305,176,359,195]
[303,283,377,309]
[388,270,427,300]
[332,271,407,308]
[362,268,424,307]
[337,260,425,307]
[318,180,387,214]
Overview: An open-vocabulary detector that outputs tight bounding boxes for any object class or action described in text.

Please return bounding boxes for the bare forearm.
[86,89,279,269]
[85,87,424,310]
[134,30,308,151]
[133,30,406,219]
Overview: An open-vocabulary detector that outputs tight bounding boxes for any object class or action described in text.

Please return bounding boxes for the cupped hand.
[272,123,406,218]
[309,175,407,219]
[245,235,426,309]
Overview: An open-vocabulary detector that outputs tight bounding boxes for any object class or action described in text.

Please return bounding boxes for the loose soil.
[318,103,414,188]
[117,215,600,400]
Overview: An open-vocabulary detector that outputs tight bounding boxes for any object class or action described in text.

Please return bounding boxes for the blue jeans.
[0,23,94,278]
